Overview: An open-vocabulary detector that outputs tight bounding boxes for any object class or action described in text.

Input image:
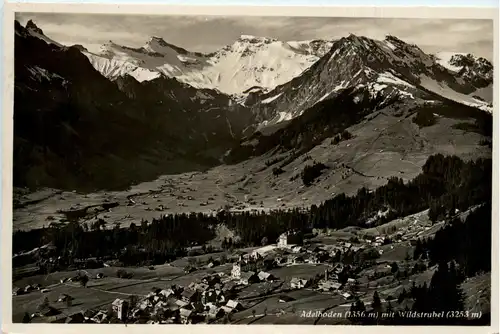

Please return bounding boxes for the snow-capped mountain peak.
[435,51,493,91]
[81,34,334,96]
[244,33,493,128]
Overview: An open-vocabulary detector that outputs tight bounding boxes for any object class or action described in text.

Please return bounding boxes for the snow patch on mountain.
[277,111,294,122]
[435,52,467,72]
[377,71,414,88]
[318,82,349,102]
[419,75,492,113]
[262,93,283,104]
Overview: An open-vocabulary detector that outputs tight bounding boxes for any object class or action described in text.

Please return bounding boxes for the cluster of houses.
[102,272,247,324]
[12,283,44,296]
[17,230,381,324]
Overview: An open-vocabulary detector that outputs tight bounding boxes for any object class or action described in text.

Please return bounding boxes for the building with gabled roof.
[290,277,309,289]
[239,271,258,285]
[111,298,128,320]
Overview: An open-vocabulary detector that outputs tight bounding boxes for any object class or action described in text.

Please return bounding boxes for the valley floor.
[13,108,490,232]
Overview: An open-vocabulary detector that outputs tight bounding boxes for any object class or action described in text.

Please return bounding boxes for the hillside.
[14,20,253,191]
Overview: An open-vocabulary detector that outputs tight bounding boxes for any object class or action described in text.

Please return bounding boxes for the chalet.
[347,278,356,284]
[138,299,152,310]
[291,246,303,253]
[12,287,21,296]
[250,250,263,260]
[175,299,190,308]
[225,300,243,311]
[181,288,199,303]
[341,292,353,300]
[57,294,74,305]
[258,271,274,282]
[111,298,129,320]
[96,273,105,279]
[179,308,193,324]
[91,311,108,324]
[290,277,309,289]
[159,289,174,299]
[24,285,34,293]
[201,290,225,306]
[240,271,259,285]
[221,305,236,314]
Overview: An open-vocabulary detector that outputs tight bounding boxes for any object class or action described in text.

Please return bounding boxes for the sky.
[15,13,494,60]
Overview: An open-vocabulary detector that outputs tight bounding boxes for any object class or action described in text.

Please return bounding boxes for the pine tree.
[372,291,382,312]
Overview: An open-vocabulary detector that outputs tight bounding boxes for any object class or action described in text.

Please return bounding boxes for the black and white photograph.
[3,4,497,329]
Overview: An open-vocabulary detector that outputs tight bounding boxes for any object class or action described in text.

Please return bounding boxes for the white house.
[290,277,309,289]
[111,298,129,320]
[318,281,342,291]
[342,292,352,300]
[231,263,241,279]
[225,300,243,311]
[258,271,274,282]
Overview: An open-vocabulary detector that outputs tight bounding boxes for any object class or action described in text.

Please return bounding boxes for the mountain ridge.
[14,19,494,193]
[13,20,255,191]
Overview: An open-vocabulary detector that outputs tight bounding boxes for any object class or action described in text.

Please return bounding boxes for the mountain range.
[13,20,493,192]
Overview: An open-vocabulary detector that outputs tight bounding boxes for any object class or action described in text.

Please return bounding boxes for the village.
[13,210,442,325]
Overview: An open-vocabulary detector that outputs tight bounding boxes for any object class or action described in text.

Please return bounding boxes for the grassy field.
[13,264,185,289]
[269,264,329,283]
[231,288,345,325]
[12,282,122,322]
